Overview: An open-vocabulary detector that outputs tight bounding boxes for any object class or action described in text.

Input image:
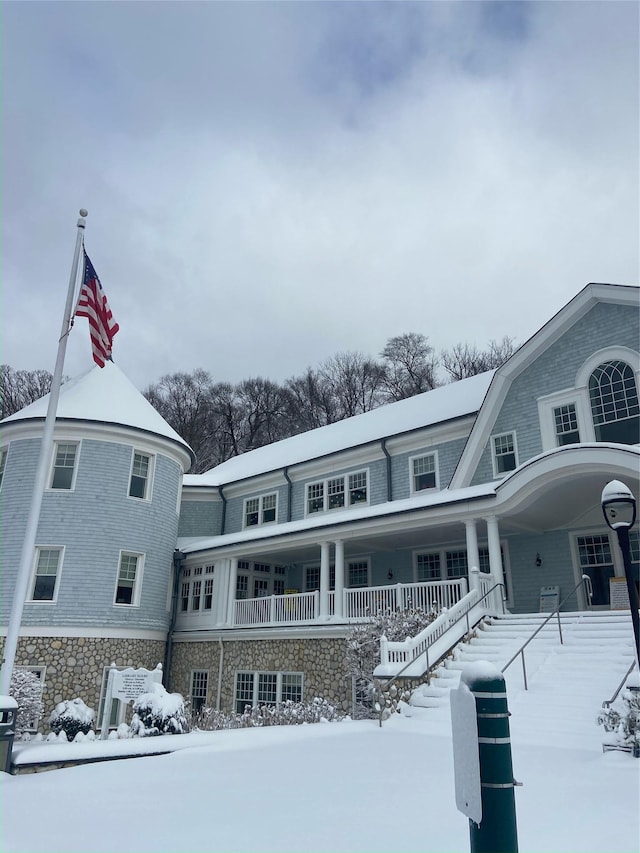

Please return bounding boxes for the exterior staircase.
[407,610,637,749]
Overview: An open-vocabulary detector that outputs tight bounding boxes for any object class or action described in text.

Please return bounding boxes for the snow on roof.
[1,362,194,458]
[185,370,494,487]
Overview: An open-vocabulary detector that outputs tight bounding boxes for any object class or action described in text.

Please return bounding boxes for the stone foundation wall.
[170,635,352,714]
[0,636,166,732]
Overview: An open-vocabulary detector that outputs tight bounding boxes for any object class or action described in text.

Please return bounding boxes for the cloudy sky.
[2,1,638,391]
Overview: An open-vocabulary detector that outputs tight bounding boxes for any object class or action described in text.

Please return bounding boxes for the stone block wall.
[170,635,352,714]
[0,635,166,732]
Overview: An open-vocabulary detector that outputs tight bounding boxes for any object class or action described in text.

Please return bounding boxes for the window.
[191,579,201,611]
[417,553,441,581]
[307,482,324,514]
[190,671,209,713]
[304,565,335,591]
[30,547,62,602]
[348,560,369,588]
[306,471,368,515]
[254,578,269,598]
[243,493,277,527]
[235,671,303,713]
[273,579,285,596]
[50,442,77,490]
[114,552,143,606]
[203,576,214,611]
[180,568,191,612]
[553,403,580,446]
[446,550,468,579]
[349,472,368,505]
[588,361,640,444]
[0,447,6,490]
[129,451,152,499]
[411,454,438,493]
[236,574,248,599]
[492,432,517,476]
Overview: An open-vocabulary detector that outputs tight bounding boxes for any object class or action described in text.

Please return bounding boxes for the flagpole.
[0,210,88,695]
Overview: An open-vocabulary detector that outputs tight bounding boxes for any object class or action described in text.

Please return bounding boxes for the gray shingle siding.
[1,436,180,631]
[471,302,640,485]
[178,500,223,537]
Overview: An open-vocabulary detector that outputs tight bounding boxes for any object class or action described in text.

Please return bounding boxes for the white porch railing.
[375,577,504,679]
[232,579,468,628]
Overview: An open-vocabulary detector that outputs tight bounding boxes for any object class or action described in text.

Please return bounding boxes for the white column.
[319,542,330,619]
[333,539,345,620]
[226,557,238,626]
[485,516,504,608]
[213,560,228,627]
[465,519,481,592]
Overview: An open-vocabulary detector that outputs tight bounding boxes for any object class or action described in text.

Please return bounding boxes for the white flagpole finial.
[79,208,88,217]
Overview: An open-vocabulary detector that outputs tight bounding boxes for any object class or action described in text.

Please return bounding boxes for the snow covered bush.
[9,669,44,738]
[48,698,95,741]
[130,683,188,736]
[346,605,438,718]
[597,680,640,755]
[193,698,343,731]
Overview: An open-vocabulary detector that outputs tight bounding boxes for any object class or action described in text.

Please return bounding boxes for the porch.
[232,577,469,627]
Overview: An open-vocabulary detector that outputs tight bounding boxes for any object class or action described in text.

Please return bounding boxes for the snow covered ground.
[2,652,639,853]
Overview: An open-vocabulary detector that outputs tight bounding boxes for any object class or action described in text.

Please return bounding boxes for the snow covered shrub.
[193,698,343,731]
[48,698,95,740]
[9,669,44,738]
[597,681,640,754]
[346,605,438,719]
[130,683,188,737]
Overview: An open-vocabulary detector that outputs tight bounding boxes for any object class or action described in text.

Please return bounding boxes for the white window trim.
[113,550,145,607]
[409,451,440,495]
[537,388,593,450]
[190,670,209,712]
[234,671,304,712]
[127,449,155,502]
[47,440,80,492]
[347,558,371,588]
[305,469,369,517]
[243,492,278,529]
[28,545,65,604]
[490,431,519,479]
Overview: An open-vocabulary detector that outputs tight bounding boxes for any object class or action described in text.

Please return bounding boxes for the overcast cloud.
[2,1,638,391]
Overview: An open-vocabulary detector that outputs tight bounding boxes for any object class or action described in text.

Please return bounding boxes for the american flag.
[75,250,120,367]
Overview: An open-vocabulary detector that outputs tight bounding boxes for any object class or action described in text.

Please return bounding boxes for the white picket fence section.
[232,578,469,628]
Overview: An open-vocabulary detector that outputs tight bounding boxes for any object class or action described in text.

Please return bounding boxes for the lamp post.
[601,480,639,669]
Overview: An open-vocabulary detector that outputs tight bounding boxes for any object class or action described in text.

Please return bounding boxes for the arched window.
[588,360,640,444]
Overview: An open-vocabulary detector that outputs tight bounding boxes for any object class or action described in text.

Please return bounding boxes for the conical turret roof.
[2,362,194,464]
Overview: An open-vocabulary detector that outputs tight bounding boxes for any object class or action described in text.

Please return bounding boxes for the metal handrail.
[501,575,592,690]
[374,582,506,723]
[602,659,637,709]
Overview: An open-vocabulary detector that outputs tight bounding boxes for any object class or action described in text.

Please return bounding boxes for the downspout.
[164,549,185,689]
[218,484,227,534]
[216,638,224,711]
[284,467,292,522]
[381,439,392,502]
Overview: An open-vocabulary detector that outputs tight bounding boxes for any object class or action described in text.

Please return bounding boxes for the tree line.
[1,333,515,473]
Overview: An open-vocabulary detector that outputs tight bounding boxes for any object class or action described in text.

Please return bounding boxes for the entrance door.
[576,534,616,606]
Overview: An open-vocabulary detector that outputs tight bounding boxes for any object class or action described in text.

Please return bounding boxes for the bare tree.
[440,336,517,381]
[380,333,439,401]
[284,368,340,430]
[1,365,54,419]
[318,351,386,419]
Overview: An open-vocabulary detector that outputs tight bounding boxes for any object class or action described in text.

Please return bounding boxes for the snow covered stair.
[408,610,636,748]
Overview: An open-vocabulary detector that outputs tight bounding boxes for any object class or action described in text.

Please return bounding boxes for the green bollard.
[451,663,519,853]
